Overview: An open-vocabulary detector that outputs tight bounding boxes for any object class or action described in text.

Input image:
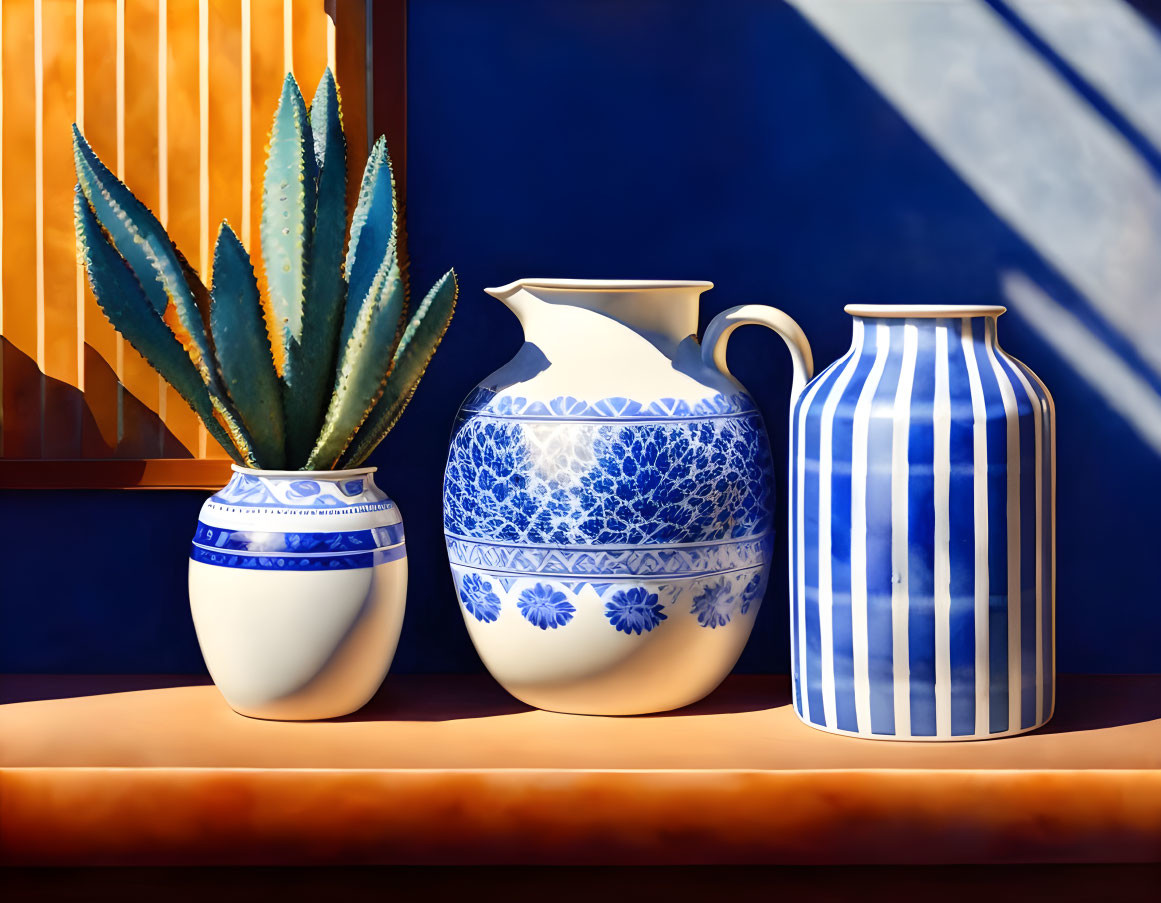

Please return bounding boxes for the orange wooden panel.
[80,0,124,457]
[204,2,243,454]
[247,0,285,308]
[2,0,42,458]
[40,0,82,457]
[204,0,242,457]
[116,0,165,459]
[1,0,384,486]
[163,0,208,458]
[208,0,243,257]
[292,0,329,101]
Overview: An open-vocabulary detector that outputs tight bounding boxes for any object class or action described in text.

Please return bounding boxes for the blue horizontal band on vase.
[190,543,406,571]
[445,533,773,578]
[193,522,405,554]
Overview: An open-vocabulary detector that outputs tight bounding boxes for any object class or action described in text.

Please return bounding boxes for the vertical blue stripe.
[1015,365,1054,720]
[829,337,877,734]
[1040,379,1055,720]
[864,320,906,736]
[945,320,978,736]
[997,355,1043,730]
[906,322,937,737]
[973,318,1010,733]
[790,389,805,718]
[801,355,856,725]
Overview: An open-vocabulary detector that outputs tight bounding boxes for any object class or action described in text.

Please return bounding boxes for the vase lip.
[485,277,714,297]
[845,303,1006,318]
[231,464,377,479]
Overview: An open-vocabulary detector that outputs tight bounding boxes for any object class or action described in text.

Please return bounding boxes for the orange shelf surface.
[1,674,1159,866]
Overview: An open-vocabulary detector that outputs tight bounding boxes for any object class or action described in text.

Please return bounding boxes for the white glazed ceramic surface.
[443,279,812,715]
[189,466,406,720]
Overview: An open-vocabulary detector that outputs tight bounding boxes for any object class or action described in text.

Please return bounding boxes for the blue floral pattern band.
[447,392,775,635]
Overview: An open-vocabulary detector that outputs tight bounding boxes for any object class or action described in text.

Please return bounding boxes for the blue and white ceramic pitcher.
[791,305,1055,740]
[442,279,812,714]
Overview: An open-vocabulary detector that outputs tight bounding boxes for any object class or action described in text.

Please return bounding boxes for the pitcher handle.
[702,304,815,403]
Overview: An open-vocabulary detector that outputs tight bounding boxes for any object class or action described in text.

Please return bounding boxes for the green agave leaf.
[283,68,349,467]
[72,125,219,390]
[210,223,287,469]
[305,255,406,470]
[340,136,395,349]
[173,247,263,466]
[74,189,245,465]
[340,269,458,468]
[261,73,317,381]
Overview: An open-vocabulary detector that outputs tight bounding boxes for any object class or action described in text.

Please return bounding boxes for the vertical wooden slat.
[3,0,44,458]
[34,0,44,374]
[75,0,85,397]
[208,1,243,251]
[195,0,208,457]
[370,0,406,288]
[240,0,251,248]
[80,0,121,456]
[116,0,164,458]
[292,0,328,95]
[156,0,169,448]
[370,0,405,197]
[114,0,125,445]
[283,0,293,75]
[331,0,367,214]
[41,0,82,456]
[201,1,239,466]
[0,0,6,456]
[162,0,203,456]
[248,0,285,312]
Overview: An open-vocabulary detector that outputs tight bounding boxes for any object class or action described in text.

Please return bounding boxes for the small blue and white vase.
[189,466,407,720]
[791,305,1055,740]
[442,279,813,714]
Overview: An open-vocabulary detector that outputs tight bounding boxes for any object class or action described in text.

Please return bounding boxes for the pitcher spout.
[484,278,711,348]
[483,278,527,305]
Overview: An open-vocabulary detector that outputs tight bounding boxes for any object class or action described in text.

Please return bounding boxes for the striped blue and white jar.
[791,305,1055,740]
[188,466,407,720]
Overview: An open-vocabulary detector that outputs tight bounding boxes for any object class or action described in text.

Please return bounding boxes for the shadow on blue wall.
[3,0,1160,674]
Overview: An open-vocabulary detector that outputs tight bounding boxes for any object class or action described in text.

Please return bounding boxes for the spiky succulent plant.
[72,69,456,471]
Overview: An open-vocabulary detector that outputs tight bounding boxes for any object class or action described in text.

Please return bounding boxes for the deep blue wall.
[3,0,1160,674]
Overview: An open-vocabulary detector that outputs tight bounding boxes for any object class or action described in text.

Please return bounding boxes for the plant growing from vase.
[74,70,455,469]
[73,69,456,719]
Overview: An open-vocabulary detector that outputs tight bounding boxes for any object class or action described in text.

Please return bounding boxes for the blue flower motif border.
[453,568,767,631]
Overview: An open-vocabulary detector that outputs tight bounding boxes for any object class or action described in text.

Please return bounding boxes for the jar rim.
[845,304,1006,318]
[230,465,377,479]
